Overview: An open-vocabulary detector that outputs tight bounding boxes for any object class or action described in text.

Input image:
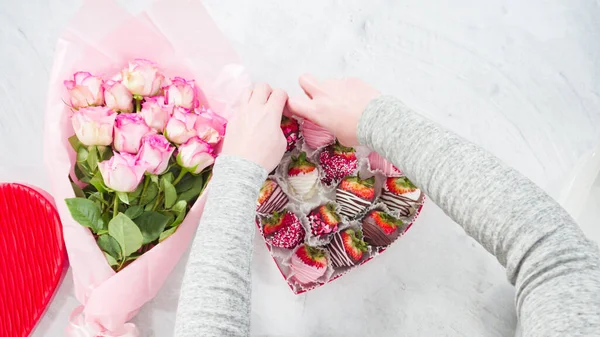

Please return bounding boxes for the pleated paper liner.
[0,183,67,337]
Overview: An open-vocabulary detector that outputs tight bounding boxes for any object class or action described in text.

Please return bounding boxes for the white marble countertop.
[1,0,599,336]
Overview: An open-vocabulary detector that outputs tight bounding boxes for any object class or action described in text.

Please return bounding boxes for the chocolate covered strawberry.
[257,179,289,214]
[319,141,357,186]
[287,152,319,200]
[335,174,375,219]
[380,176,421,217]
[261,210,305,249]
[361,210,405,247]
[328,228,369,268]
[290,244,328,284]
[281,116,300,152]
[308,203,341,236]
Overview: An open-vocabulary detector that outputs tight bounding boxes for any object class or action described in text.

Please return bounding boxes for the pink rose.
[139,96,171,132]
[113,113,153,154]
[71,106,117,146]
[120,59,165,97]
[164,77,198,109]
[194,107,227,145]
[176,137,215,174]
[164,107,198,144]
[138,134,175,175]
[103,80,133,113]
[98,152,147,192]
[64,72,104,108]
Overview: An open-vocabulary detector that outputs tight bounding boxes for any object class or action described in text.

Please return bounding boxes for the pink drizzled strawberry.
[319,141,357,186]
[309,203,341,236]
[281,116,300,152]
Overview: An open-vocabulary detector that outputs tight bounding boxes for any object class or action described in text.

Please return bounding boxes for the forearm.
[174,155,266,337]
[358,96,600,336]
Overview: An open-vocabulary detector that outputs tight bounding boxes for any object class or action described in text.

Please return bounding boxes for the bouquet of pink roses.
[64,60,223,272]
[43,0,249,335]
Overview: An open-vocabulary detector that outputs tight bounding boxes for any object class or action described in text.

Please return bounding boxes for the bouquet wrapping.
[43,0,249,335]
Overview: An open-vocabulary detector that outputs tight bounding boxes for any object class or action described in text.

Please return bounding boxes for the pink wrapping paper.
[43,0,249,335]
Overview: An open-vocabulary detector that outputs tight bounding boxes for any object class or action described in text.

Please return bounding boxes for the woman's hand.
[221,83,288,172]
[287,74,380,146]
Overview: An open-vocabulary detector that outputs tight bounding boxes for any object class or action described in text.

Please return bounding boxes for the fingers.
[265,89,288,116]
[298,73,323,99]
[250,83,272,104]
[240,88,252,104]
[287,96,317,122]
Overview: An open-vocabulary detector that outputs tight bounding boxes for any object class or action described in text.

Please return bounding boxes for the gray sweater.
[174,96,600,337]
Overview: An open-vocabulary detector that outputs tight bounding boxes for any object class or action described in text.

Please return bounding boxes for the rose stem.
[113,195,119,218]
[173,169,187,186]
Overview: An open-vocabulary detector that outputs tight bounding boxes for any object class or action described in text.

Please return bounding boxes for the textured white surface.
[1,0,599,336]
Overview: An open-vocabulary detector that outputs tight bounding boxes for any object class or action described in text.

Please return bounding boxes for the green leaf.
[108,213,143,258]
[170,200,187,227]
[97,234,122,260]
[100,213,110,232]
[97,146,113,162]
[76,147,88,163]
[150,175,159,185]
[71,182,85,198]
[133,211,170,244]
[69,135,83,152]
[125,254,141,262]
[176,175,204,203]
[162,178,177,209]
[89,171,108,193]
[175,172,196,193]
[144,203,154,211]
[159,211,175,227]
[74,163,88,182]
[88,192,103,204]
[159,226,178,243]
[65,198,103,233]
[162,172,174,184]
[124,205,144,220]
[103,252,118,267]
[117,191,129,205]
[139,182,158,206]
[87,146,99,171]
[172,200,187,213]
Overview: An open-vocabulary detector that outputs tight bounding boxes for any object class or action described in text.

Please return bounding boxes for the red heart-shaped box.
[0,183,67,337]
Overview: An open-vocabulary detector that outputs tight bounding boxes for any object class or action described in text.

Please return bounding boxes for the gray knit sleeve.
[174,155,267,337]
[358,96,600,337]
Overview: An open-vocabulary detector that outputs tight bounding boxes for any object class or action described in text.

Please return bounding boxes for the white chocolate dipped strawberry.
[287,152,319,200]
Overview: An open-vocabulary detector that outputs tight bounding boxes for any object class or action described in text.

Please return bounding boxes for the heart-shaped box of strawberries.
[256,117,426,294]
